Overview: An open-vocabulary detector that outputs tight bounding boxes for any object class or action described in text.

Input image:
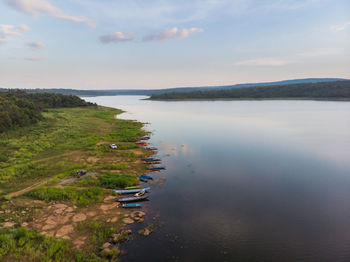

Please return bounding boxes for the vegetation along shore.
[0,90,156,261]
[149,80,350,101]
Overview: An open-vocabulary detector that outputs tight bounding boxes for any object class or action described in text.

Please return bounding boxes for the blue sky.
[0,0,349,89]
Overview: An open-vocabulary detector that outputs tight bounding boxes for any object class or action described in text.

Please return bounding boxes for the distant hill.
[0,78,347,96]
[149,80,350,101]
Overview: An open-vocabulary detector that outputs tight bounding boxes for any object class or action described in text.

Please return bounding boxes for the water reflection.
[84,96,350,262]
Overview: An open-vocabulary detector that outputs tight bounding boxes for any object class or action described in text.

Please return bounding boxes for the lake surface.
[84,96,350,262]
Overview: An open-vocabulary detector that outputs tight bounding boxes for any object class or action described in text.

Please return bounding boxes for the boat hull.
[118,195,149,202]
[113,187,150,194]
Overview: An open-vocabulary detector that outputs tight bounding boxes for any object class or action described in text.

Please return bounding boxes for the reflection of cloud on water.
[159,142,196,157]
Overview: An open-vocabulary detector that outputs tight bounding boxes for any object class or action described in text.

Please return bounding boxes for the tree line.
[150,80,350,100]
[0,90,94,133]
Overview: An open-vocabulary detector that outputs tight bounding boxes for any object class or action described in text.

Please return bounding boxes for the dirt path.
[6,180,48,198]
[34,150,82,163]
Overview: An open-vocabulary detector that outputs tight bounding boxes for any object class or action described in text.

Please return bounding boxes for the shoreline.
[0,105,156,261]
[147,97,350,102]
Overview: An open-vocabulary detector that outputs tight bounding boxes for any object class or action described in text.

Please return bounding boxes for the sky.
[0,0,349,90]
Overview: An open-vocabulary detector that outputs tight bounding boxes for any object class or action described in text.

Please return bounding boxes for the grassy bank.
[0,105,153,261]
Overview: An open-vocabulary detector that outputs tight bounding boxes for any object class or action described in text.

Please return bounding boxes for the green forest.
[0,90,93,133]
[149,80,350,100]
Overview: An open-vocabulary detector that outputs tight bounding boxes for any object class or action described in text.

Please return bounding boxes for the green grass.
[76,221,118,257]
[99,173,139,189]
[24,186,104,206]
[0,106,146,195]
[0,227,102,262]
[100,163,129,170]
[0,104,150,261]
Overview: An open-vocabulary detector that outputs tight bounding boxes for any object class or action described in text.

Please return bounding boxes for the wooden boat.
[122,203,142,208]
[149,166,166,170]
[113,187,150,194]
[139,175,153,182]
[117,195,149,202]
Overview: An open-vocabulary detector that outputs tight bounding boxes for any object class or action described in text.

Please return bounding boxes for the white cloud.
[25,57,41,61]
[27,41,46,49]
[143,27,204,41]
[5,0,95,28]
[234,58,291,66]
[331,21,350,32]
[99,32,135,43]
[0,24,30,40]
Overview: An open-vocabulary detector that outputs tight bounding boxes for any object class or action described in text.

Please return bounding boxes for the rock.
[3,222,15,228]
[65,207,74,212]
[131,211,145,218]
[59,213,73,224]
[102,242,112,249]
[54,203,68,209]
[54,208,65,215]
[110,217,118,223]
[74,239,85,248]
[22,222,29,227]
[100,203,119,212]
[21,211,26,214]
[45,217,57,225]
[72,213,87,222]
[122,218,134,224]
[42,224,55,230]
[113,234,120,243]
[104,196,115,202]
[137,218,144,223]
[56,225,74,238]
[144,228,151,236]
[124,229,132,235]
[87,211,96,217]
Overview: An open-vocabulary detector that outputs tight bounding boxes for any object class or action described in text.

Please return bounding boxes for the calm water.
[85,96,350,262]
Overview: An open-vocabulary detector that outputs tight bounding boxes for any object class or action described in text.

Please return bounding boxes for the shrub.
[25,186,104,206]
[99,173,138,189]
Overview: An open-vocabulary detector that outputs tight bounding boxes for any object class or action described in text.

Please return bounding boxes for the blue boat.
[149,166,166,170]
[122,203,142,208]
[118,195,149,202]
[139,175,153,182]
[113,187,150,194]
[142,157,161,162]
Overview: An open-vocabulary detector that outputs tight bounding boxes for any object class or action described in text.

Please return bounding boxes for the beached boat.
[122,203,142,208]
[145,161,161,165]
[135,142,147,145]
[138,136,150,140]
[139,175,153,182]
[149,166,166,170]
[117,195,149,202]
[145,147,157,151]
[113,187,150,194]
[125,186,141,190]
[142,157,161,162]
